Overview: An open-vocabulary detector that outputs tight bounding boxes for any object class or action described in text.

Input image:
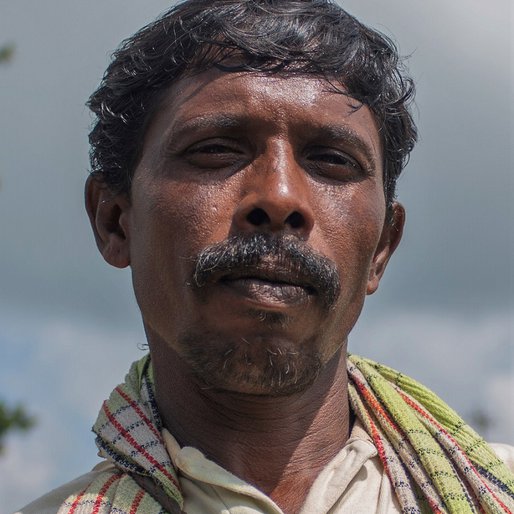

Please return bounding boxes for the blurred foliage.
[0,401,36,454]
[0,43,15,64]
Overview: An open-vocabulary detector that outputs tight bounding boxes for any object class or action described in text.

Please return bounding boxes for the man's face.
[106,71,401,395]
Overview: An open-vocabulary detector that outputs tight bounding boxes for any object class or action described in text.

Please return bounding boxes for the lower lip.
[220,278,314,307]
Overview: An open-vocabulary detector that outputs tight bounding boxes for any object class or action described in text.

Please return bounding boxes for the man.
[17,0,514,513]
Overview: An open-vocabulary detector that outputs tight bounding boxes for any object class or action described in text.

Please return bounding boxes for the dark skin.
[86,71,404,513]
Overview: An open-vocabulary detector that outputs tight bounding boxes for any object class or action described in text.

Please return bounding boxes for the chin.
[179,330,323,396]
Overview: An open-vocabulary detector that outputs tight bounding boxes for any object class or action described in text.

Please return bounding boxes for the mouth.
[218,267,317,307]
[192,234,341,311]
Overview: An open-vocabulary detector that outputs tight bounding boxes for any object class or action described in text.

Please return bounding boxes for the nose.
[231,148,315,239]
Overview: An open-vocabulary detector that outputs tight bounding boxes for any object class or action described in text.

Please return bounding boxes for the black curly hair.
[88,0,417,210]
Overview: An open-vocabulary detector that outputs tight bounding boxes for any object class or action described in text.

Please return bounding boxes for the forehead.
[143,70,383,169]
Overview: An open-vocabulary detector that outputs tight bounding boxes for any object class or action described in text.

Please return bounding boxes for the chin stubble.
[180,332,323,396]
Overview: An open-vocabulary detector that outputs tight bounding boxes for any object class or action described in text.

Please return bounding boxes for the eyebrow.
[159,114,243,157]
[166,114,242,142]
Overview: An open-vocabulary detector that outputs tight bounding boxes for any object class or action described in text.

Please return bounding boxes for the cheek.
[315,184,385,283]
[312,185,385,354]
[129,179,238,297]
[134,181,231,251]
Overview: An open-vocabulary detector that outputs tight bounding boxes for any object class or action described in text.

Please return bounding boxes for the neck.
[150,338,352,514]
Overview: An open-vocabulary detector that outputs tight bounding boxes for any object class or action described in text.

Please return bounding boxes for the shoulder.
[14,461,116,514]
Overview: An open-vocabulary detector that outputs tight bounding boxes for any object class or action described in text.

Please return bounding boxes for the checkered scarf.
[57,355,514,513]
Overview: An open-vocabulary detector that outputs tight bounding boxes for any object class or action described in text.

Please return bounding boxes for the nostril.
[247,208,271,226]
[286,211,304,229]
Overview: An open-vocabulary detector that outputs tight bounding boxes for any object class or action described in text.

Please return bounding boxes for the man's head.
[86,0,417,396]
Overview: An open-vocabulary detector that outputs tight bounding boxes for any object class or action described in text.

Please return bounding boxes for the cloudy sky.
[0,0,512,511]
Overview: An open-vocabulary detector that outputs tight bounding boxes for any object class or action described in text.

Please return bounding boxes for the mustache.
[192,233,341,310]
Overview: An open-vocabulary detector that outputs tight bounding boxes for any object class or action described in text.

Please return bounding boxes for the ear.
[366,202,405,295]
[85,176,132,268]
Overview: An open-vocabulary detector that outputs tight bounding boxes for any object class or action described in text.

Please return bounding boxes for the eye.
[184,140,245,169]
[191,143,234,154]
[306,146,365,181]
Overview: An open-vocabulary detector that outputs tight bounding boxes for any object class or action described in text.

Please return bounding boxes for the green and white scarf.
[57,355,514,514]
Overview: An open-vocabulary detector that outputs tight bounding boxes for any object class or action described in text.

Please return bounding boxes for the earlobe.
[85,176,131,269]
[366,202,405,295]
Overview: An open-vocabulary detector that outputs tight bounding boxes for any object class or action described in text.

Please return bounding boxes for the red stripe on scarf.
[115,386,161,440]
[102,402,180,490]
[92,473,123,514]
[130,489,146,514]
[398,391,511,514]
[367,411,389,474]
[67,487,88,514]
[352,374,401,433]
